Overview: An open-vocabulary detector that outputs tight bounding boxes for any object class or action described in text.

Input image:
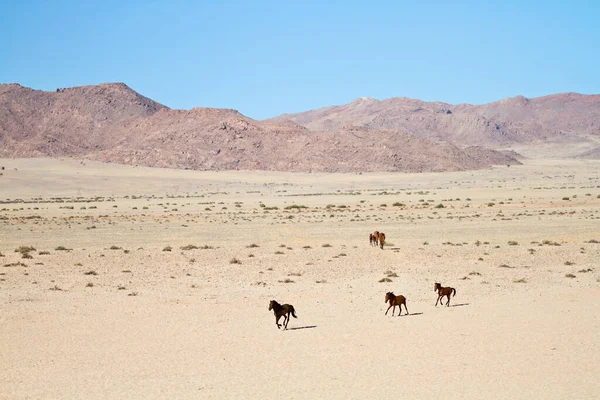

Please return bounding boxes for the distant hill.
[272,93,600,151]
[0,83,521,172]
[0,83,167,157]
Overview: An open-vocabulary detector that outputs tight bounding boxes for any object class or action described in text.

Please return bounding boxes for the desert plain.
[1,157,599,399]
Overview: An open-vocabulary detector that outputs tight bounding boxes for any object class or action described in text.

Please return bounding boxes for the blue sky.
[1,1,599,119]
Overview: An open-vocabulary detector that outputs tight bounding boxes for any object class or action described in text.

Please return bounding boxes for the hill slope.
[0,83,167,157]
[0,83,520,172]
[273,93,600,149]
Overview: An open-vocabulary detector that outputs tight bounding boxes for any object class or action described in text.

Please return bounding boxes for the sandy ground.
[1,158,599,399]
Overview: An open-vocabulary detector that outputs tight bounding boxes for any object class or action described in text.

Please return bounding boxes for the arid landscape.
[1,156,599,399]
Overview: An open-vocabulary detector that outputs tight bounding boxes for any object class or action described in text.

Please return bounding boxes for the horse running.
[434,283,456,307]
[268,300,297,329]
[385,292,409,316]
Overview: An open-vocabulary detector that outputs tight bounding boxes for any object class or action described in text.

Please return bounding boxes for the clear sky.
[1,1,599,119]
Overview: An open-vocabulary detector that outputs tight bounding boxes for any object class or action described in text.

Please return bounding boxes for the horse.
[385,292,409,316]
[434,283,456,307]
[370,231,380,247]
[378,232,385,249]
[268,300,297,329]
[369,232,377,247]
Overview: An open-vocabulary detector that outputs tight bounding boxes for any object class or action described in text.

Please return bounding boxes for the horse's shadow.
[405,312,423,316]
[287,325,317,331]
[449,303,470,308]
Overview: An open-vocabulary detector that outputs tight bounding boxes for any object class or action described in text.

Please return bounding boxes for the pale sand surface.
[1,158,599,399]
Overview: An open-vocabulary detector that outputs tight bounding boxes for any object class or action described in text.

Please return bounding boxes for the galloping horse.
[434,283,456,307]
[268,300,297,329]
[385,292,409,316]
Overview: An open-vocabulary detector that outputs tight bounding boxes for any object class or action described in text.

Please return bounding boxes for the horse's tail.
[291,307,298,318]
[452,288,456,297]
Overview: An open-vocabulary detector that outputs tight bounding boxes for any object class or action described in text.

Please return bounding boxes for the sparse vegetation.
[4,262,28,268]
[379,277,392,283]
[229,257,242,264]
[322,244,332,248]
[162,246,172,252]
[565,273,576,278]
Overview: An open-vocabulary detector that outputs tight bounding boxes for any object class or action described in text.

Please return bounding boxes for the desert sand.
[1,158,599,399]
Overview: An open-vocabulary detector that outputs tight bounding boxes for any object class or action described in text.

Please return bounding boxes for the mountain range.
[2,82,599,172]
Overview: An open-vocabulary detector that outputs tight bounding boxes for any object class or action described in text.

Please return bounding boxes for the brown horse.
[434,283,456,307]
[370,231,380,247]
[268,300,297,329]
[378,232,385,249]
[385,292,409,316]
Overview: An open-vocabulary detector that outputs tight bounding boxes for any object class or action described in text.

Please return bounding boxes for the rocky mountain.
[0,83,521,172]
[0,83,167,157]
[273,93,600,149]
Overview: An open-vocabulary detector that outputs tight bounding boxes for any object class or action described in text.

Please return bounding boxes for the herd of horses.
[268,232,457,329]
[369,231,385,249]
[269,282,456,329]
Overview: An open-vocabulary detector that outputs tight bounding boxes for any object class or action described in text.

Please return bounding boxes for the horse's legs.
[392,305,397,316]
[403,303,409,315]
[276,314,281,329]
[446,294,451,307]
[435,295,441,306]
[284,312,290,329]
[385,305,392,315]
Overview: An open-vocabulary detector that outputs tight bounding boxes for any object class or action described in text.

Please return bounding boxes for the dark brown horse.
[268,300,297,329]
[434,283,456,307]
[378,232,385,249]
[385,292,409,316]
